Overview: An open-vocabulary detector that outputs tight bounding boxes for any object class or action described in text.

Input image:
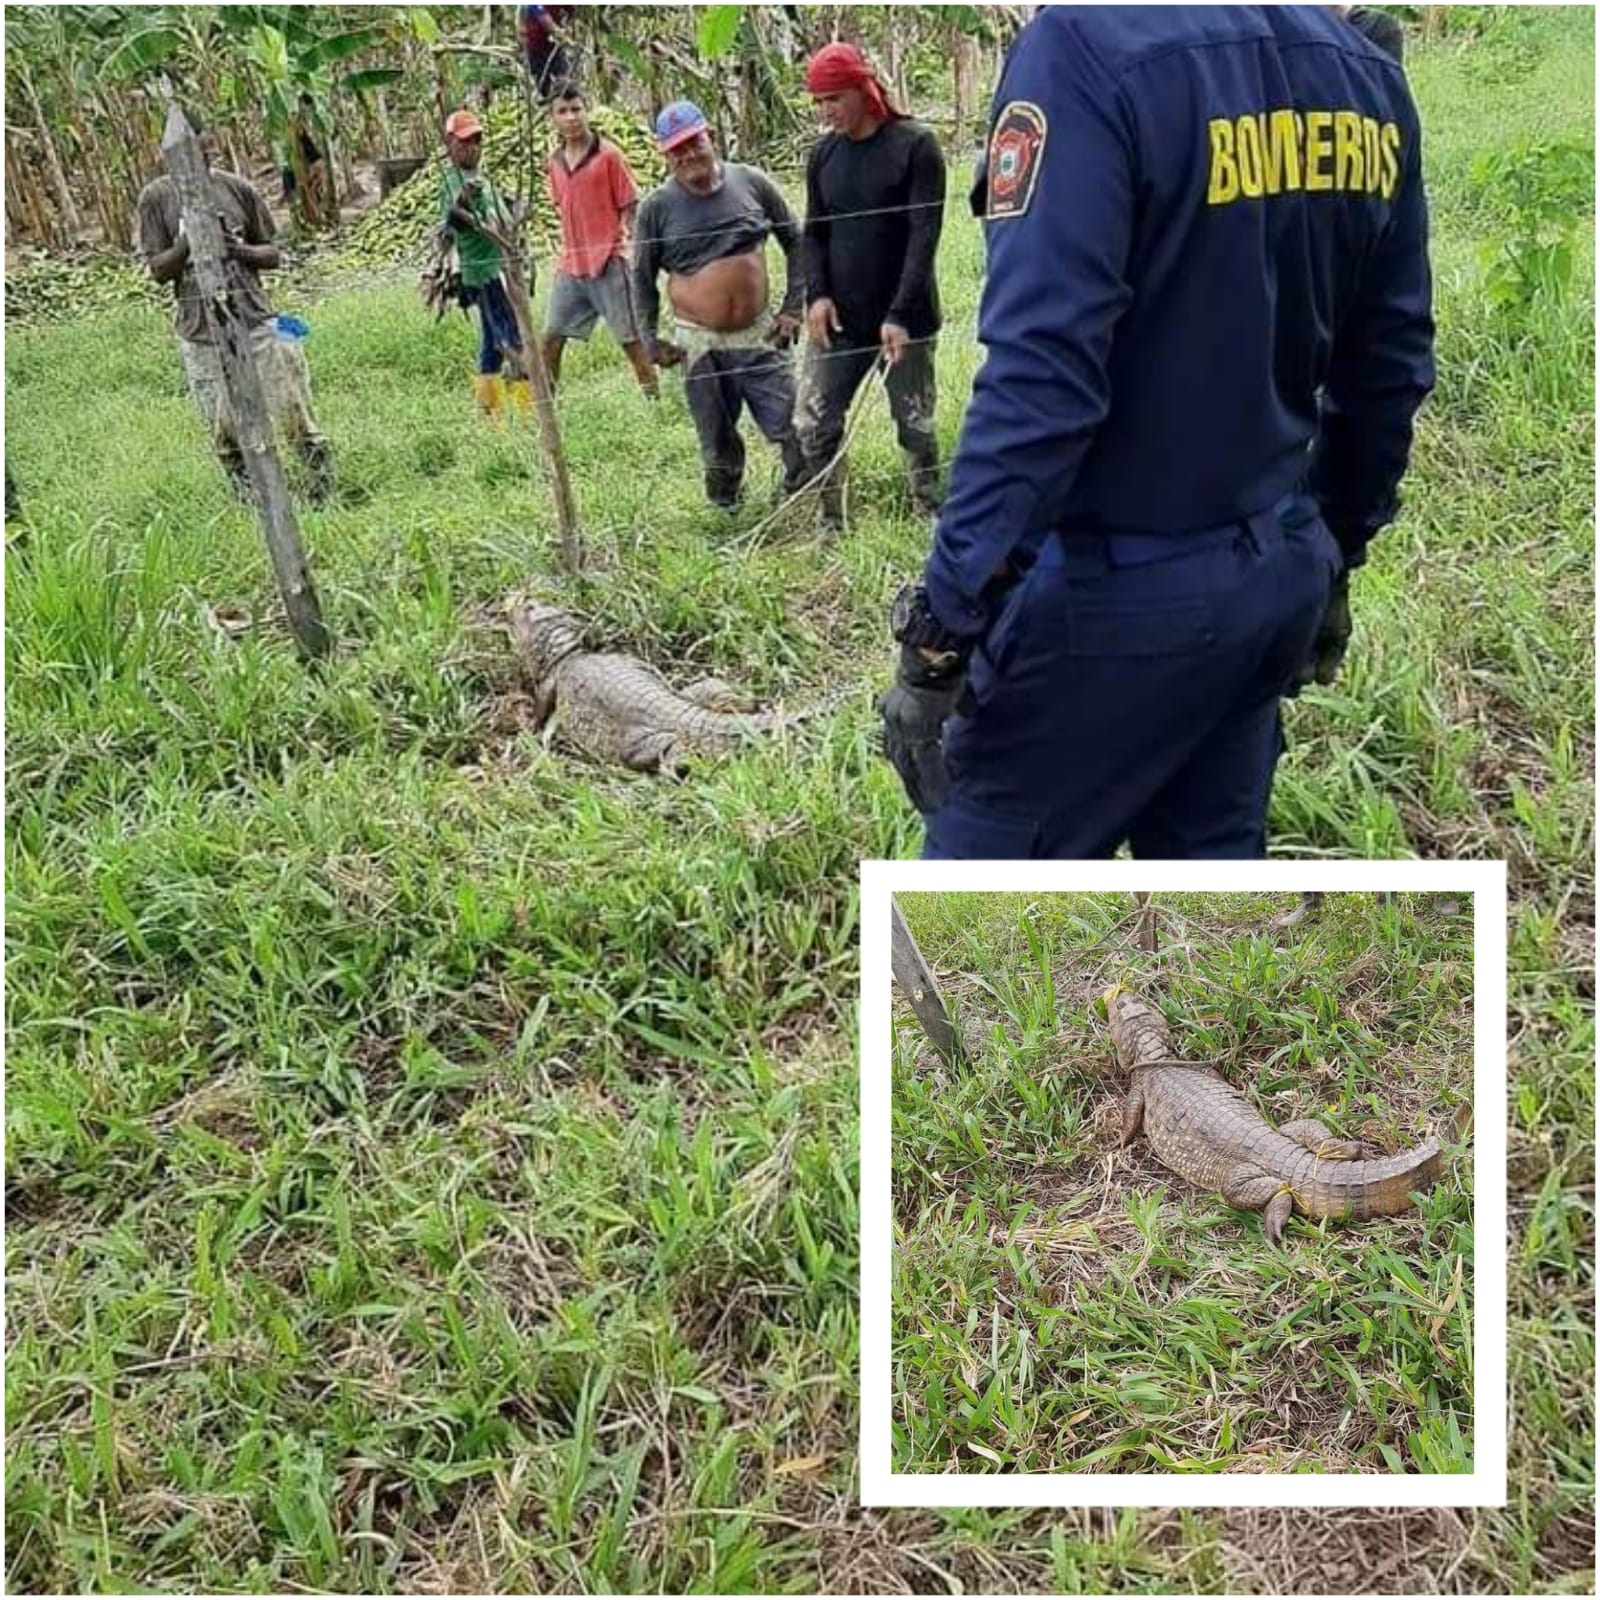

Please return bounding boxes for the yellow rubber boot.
[506,377,533,417]
[474,373,505,417]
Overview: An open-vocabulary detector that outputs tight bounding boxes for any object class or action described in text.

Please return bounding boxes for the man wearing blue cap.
[632,101,807,510]
[879,5,1435,860]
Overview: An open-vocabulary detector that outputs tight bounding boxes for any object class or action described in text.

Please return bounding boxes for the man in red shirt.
[542,84,657,399]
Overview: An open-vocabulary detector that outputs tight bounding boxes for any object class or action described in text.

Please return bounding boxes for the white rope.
[731,358,891,554]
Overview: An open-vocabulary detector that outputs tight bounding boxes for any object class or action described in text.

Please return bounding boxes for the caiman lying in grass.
[506,599,806,774]
[1107,986,1442,1245]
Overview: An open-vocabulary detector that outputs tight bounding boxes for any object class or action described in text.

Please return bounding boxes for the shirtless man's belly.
[667,251,768,332]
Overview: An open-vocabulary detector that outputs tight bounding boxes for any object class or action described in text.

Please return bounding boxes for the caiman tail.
[1293,1138,1443,1222]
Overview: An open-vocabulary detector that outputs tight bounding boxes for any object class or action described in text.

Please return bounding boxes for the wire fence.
[134,183,992,538]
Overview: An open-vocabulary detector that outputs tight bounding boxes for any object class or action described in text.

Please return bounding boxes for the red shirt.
[546,136,638,279]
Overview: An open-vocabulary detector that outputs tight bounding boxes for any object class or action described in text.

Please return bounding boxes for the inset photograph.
[860,873,1507,1508]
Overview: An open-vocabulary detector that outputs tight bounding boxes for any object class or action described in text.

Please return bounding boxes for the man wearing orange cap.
[439,108,529,417]
[797,43,946,529]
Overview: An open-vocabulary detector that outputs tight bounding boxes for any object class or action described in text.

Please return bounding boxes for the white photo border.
[859,859,1507,1509]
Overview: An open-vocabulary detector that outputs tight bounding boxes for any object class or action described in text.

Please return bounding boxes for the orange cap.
[444,109,483,141]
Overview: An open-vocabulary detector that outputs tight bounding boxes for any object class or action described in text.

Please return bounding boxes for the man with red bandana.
[797,43,947,530]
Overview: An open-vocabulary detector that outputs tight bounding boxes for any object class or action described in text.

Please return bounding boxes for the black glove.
[880,585,970,815]
[1299,569,1352,689]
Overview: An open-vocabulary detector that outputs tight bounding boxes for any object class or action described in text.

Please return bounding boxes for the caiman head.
[506,600,587,677]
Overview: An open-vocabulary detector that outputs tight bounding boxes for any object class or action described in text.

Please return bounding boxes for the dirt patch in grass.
[1221,1507,1478,1594]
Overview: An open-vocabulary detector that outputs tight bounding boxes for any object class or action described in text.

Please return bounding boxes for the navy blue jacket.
[926,5,1435,638]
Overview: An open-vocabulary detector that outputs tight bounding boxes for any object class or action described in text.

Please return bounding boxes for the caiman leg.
[1120,1078,1145,1146]
[1278,1118,1365,1160]
[1274,892,1322,928]
[528,677,557,729]
[680,676,752,713]
[618,725,680,775]
[1222,1162,1296,1246]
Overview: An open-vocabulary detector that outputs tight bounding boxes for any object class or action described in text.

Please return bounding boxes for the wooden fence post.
[1135,892,1157,954]
[162,105,330,663]
[495,238,582,575]
[890,896,962,1064]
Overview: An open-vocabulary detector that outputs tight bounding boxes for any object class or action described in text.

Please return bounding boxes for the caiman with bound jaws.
[1108,987,1442,1244]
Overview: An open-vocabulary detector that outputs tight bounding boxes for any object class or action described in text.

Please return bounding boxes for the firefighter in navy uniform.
[880,5,1435,860]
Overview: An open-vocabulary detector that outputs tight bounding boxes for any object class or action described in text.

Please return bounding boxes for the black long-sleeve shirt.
[802,118,946,344]
[631,163,802,348]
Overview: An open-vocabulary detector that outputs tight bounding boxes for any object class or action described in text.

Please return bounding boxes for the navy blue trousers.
[922,498,1341,860]
[473,279,522,376]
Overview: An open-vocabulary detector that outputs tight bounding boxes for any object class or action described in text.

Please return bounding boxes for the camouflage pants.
[794,334,940,516]
[179,322,327,470]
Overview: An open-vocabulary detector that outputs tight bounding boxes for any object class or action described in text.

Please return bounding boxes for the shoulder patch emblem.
[987,100,1047,220]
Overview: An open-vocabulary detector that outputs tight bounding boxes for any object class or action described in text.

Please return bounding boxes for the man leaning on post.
[137,109,333,503]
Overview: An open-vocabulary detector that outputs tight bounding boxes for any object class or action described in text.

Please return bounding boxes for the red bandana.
[805,43,900,123]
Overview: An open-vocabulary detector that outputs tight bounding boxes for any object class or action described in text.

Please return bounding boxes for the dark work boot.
[818,472,845,533]
[302,438,335,506]
[806,452,846,533]
[218,443,252,504]
[907,446,944,516]
[778,434,809,499]
[706,466,743,511]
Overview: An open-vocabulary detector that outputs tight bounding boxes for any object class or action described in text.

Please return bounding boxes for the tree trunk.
[20,69,81,240]
[162,105,331,664]
[952,31,977,153]
[738,57,759,160]
[7,137,55,246]
[374,89,396,158]
[890,898,963,1064]
[288,133,314,229]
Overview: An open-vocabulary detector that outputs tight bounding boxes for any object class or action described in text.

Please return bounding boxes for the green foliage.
[3,251,160,325]
[695,5,745,63]
[1470,140,1595,321]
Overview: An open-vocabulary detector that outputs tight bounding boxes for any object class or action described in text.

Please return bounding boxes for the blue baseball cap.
[656,100,709,152]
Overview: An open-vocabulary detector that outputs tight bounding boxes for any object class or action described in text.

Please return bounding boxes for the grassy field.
[6,6,1595,1594]
[891,892,1474,1477]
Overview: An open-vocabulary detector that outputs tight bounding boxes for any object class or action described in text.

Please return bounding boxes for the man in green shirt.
[440,108,529,417]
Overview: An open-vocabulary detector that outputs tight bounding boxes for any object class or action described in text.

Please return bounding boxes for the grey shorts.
[544,258,637,342]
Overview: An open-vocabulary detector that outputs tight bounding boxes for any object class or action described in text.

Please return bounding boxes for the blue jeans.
[922,496,1342,860]
[473,278,522,376]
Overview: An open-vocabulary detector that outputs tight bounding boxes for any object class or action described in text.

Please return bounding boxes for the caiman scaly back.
[505,599,805,774]
[1107,987,1442,1245]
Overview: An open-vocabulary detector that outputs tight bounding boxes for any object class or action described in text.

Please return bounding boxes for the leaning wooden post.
[162,106,331,662]
[890,896,962,1064]
[1134,892,1157,954]
[494,234,582,575]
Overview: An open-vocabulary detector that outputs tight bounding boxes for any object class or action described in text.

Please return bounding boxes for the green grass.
[891,892,1473,1477]
[6,7,1595,1593]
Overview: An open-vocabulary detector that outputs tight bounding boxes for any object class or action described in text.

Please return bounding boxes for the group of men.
[440,45,947,525]
[136,4,1434,865]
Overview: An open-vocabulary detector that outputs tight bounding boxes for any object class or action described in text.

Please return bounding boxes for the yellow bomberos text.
[1206,110,1401,204]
